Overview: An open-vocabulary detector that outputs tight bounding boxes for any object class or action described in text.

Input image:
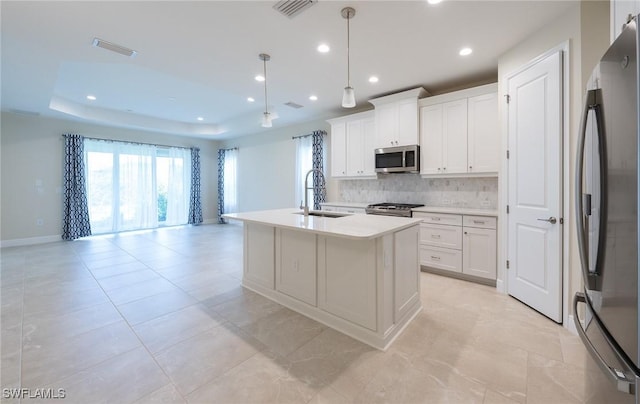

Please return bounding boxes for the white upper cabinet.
[419,83,498,176]
[330,121,348,177]
[611,0,640,42]
[467,92,499,173]
[420,99,468,175]
[442,99,469,174]
[328,111,376,179]
[369,87,428,149]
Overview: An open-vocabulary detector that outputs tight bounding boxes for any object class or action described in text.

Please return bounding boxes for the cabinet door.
[330,122,347,177]
[244,223,275,289]
[318,236,377,330]
[276,229,317,306]
[397,99,419,146]
[346,120,364,176]
[462,227,497,280]
[394,225,420,322]
[468,93,499,173]
[419,104,443,174]
[611,1,640,42]
[362,118,376,176]
[442,99,468,174]
[374,103,398,149]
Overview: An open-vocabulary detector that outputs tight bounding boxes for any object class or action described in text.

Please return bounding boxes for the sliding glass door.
[85,139,190,234]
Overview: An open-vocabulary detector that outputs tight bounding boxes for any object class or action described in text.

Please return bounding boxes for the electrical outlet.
[36,218,44,226]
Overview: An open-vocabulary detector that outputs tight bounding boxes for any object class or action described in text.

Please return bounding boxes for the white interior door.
[507,50,563,323]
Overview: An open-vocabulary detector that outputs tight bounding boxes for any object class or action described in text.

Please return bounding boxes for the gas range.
[365,203,425,218]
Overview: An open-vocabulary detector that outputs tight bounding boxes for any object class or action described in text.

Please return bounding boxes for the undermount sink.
[294,211,350,218]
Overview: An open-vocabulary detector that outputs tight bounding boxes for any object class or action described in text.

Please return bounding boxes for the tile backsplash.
[338,175,498,209]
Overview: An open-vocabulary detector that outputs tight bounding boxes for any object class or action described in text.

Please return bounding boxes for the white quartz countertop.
[223,208,422,240]
[412,206,499,217]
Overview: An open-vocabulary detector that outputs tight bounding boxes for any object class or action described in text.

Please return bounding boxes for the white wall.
[220,119,332,212]
[0,112,219,244]
[497,1,609,321]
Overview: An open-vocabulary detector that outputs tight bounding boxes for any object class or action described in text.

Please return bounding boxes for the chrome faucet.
[301,169,326,216]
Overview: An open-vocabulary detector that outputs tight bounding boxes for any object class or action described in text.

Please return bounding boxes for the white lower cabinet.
[275,229,317,306]
[241,222,422,350]
[244,223,275,289]
[318,236,377,330]
[463,227,497,280]
[414,212,497,282]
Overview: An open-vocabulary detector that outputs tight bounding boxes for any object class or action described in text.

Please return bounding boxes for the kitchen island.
[223,208,422,350]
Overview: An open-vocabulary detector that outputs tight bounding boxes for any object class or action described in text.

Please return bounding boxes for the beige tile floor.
[0,223,618,403]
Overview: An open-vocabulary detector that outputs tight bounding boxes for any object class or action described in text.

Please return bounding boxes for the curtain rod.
[220,147,238,151]
[62,134,194,151]
[292,131,327,140]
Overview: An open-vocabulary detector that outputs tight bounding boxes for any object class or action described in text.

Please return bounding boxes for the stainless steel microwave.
[375,145,420,173]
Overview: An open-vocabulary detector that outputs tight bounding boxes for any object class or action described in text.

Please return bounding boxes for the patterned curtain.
[217,149,226,224]
[311,130,327,210]
[62,134,92,240]
[188,147,203,225]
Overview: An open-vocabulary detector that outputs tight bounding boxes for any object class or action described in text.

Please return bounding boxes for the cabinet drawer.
[463,215,497,229]
[414,212,462,226]
[420,223,462,250]
[420,246,462,273]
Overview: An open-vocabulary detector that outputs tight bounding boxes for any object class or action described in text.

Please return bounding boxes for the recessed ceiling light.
[427,0,443,4]
[247,97,255,102]
[317,44,330,53]
[459,47,473,56]
[368,76,379,83]
[309,95,318,101]
[86,95,96,101]
[255,75,265,82]
[197,117,204,121]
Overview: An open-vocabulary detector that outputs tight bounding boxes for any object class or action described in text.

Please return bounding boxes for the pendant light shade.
[341,7,356,108]
[342,86,355,108]
[259,53,272,127]
[261,112,272,128]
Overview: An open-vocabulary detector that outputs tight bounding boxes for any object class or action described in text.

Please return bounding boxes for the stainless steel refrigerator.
[575,15,639,404]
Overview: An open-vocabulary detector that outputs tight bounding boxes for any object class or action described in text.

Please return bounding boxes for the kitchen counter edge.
[223,209,422,240]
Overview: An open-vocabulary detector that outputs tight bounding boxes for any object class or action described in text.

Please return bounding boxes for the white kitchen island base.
[225,209,423,351]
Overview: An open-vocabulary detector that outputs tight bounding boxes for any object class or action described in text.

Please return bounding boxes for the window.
[223,148,238,213]
[84,139,191,234]
[294,135,313,208]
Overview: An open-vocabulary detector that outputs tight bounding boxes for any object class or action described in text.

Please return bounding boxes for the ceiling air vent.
[273,0,317,19]
[284,101,304,109]
[92,38,137,58]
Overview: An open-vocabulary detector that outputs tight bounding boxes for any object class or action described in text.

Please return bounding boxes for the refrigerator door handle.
[575,89,604,290]
[573,292,636,394]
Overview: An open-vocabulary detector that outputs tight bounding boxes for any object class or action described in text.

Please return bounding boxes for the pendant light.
[341,7,356,108]
[259,53,272,128]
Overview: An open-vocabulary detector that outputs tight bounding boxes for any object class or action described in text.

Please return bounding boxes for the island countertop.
[223,208,422,240]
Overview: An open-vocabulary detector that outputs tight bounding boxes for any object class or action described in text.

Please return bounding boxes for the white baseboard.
[495,278,505,294]
[1,234,62,248]
[565,314,578,336]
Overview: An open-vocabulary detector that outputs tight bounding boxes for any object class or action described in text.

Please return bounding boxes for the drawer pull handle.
[432,217,441,221]
[473,220,485,224]
[430,256,441,260]
[431,234,441,239]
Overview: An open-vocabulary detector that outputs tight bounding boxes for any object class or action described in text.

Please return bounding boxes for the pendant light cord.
[263,58,269,114]
[346,10,351,87]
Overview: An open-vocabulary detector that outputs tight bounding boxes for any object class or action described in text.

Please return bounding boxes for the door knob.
[537,217,557,224]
